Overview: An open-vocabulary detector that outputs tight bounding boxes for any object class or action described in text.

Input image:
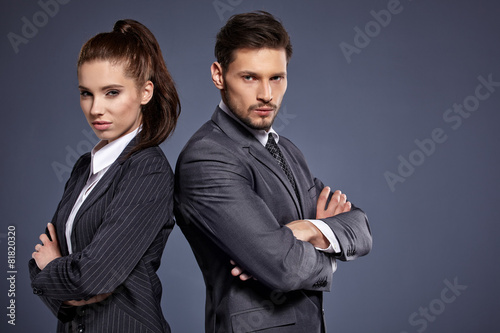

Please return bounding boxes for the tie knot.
[267,132,274,142]
[265,133,279,154]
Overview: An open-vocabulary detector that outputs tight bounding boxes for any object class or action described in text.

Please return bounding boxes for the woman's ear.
[140,81,154,105]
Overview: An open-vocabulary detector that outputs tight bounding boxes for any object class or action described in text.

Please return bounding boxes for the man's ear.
[211,62,224,90]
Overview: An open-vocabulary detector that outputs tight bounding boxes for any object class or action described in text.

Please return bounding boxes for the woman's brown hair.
[78,19,180,154]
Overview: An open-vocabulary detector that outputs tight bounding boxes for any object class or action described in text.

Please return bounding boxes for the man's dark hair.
[215,11,293,71]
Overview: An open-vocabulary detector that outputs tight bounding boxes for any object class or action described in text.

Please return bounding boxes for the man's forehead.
[227,47,287,72]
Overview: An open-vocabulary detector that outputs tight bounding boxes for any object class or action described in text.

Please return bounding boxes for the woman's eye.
[80,91,91,97]
[106,90,120,96]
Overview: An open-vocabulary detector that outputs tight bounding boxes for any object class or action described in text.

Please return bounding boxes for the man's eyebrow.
[236,71,258,76]
[236,71,287,76]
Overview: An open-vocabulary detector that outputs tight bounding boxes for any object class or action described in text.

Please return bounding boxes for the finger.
[64,300,85,307]
[316,187,331,212]
[47,223,58,244]
[330,190,341,205]
[34,244,41,252]
[231,266,243,277]
[99,292,112,301]
[239,273,252,281]
[91,293,110,304]
[39,234,50,245]
[334,194,348,215]
[343,201,352,213]
[230,260,236,266]
[325,190,341,213]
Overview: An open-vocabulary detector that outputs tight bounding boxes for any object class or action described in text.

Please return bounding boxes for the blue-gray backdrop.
[1,0,499,332]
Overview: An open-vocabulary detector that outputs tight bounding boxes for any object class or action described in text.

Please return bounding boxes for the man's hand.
[230,260,255,281]
[63,293,113,307]
[285,187,351,248]
[286,220,330,249]
[32,223,62,270]
[316,187,351,219]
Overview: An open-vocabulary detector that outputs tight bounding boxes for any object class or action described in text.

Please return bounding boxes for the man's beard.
[223,88,280,131]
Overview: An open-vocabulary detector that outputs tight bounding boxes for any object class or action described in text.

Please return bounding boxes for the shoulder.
[178,120,241,162]
[278,135,300,151]
[70,152,91,177]
[175,122,253,183]
[278,135,307,157]
[276,135,312,173]
[122,145,173,176]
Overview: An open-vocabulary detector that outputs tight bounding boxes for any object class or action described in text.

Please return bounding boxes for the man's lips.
[253,107,275,115]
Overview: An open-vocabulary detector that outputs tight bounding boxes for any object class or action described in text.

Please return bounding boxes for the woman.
[29,19,180,333]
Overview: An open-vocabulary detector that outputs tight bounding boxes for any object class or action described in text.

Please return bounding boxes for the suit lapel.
[211,107,303,218]
[74,162,120,221]
[248,144,302,216]
[279,143,309,216]
[49,155,90,254]
[70,137,136,238]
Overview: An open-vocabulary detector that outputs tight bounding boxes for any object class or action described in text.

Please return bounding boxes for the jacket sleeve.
[175,140,334,293]
[29,149,173,302]
[28,153,90,322]
[28,259,77,321]
[313,177,372,261]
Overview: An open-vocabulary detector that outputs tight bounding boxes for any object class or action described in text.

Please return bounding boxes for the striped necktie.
[265,133,299,198]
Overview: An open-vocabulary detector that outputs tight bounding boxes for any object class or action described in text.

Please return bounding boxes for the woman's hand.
[32,223,62,270]
[63,293,113,307]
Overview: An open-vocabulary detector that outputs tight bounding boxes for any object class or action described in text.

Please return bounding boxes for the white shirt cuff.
[308,219,341,254]
[331,257,337,273]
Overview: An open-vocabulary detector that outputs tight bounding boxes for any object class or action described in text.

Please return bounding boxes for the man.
[175,11,372,332]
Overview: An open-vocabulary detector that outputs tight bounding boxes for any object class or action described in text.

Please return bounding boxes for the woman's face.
[78,60,153,143]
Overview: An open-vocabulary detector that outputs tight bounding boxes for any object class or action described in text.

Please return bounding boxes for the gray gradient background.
[1,0,499,332]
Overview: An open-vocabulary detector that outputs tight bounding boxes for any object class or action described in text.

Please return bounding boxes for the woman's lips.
[92,121,111,131]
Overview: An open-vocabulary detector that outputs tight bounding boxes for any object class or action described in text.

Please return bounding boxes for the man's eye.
[243,76,254,81]
[80,91,91,97]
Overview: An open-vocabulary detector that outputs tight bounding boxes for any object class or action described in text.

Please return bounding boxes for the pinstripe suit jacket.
[29,138,174,333]
[174,107,372,332]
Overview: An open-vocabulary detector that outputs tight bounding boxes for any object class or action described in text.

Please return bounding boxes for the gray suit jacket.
[29,139,174,333]
[174,107,372,333]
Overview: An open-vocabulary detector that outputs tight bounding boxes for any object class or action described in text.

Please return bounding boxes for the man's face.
[212,48,288,131]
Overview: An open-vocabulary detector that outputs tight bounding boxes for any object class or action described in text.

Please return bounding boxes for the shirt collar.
[90,127,139,175]
[219,100,279,146]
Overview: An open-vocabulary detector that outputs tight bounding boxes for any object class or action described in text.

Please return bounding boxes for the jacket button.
[77,324,85,332]
[32,288,43,295]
